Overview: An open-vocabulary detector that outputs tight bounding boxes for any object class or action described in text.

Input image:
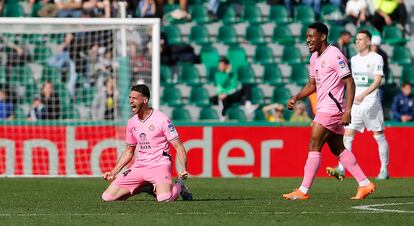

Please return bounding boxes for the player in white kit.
[327,30,390,180]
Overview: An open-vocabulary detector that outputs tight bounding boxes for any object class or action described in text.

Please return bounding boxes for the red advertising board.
[0,125,413,177]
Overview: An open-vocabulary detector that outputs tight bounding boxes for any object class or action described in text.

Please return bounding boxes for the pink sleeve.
[333,51,351,78]
[309,54,316,78]
[125,123,137,146]
[160,114,179,141]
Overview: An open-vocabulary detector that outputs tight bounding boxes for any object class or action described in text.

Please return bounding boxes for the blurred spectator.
[92,76,118,120]
[48,33,78,96]
[83,0,111,18]
[96,49,119,78]
[30,0,59,17]
[333,30,352,60]
[157,0,189,20]
[54,0,83,17]
[139,0,157,17]
[27,95,46,121]
[266,0,294,18]
[0,86,13,120]
[371,35,390,83]
[289,101,311,122]
[302,0,343,19]
[391,83,414,122]
[262,103,285,122]
[4,36,32,83]
[210,57,256,119]
[370,0,409,34]
[40,81,61,119]
[345,0,367,25]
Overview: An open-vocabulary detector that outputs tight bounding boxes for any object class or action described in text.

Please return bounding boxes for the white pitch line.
[352,202,414,213]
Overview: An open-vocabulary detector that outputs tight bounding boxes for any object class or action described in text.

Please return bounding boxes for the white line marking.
[352,202,414,213]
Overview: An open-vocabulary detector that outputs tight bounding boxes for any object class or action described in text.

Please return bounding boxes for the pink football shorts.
[313,111,345,135]
[112,163,172,194]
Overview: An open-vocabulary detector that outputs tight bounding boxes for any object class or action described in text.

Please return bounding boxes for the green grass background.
[0,178,413,226]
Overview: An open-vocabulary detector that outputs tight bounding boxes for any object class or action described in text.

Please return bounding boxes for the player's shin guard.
[337,150,370,186]
[374,134,389,172]
[339,136,355,172]
[300,152,321,194]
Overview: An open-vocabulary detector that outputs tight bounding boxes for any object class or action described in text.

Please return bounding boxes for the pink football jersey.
[125,109,179,166]
[309,45,351,114]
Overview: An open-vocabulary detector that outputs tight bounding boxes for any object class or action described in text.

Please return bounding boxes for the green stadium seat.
[269,5,290,24]
[164,4,179,15]
[179,63,202,86]
[75,86,95,106]
[3,3,24,17]
[227,107,247,121]
[245,25,266,45]
[328,24,343,43]
[272,86,292,105]
[217,3,239,24]
[272,24,295,45]
[401,65,414,84]
[263,64,285,86]
[189,86,211,107]
[254,45,275,65]
[11,65,32,85]
[392,45,413,65]
[294,5,315,24]
[254,107,266,121]
[282,46,302,64]
[200,45,220,83]
[34,45,53,65]
[382,25,408,45]
[15,106,27,119]
[357,24,380,36]
[237,65,256,85]
[160,65,175,85]
[172,107,192,121]
[189,25,211,45]
[0,66,6,84]
[188,0,206,5]
[243,5,265,24]
[291,63,309,86]
[162,26,183,45]
[217,25,238,45]
[199,107,219,120]
[162,86,184,107]
[251,86,265,105]
[190,5,214,24]
[321,4,343,23]
[226,45,248,71]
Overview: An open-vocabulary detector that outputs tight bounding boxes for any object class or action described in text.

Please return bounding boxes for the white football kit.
[347,52,385,132]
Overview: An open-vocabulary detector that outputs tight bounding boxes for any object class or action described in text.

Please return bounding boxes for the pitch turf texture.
[1,178,413,226]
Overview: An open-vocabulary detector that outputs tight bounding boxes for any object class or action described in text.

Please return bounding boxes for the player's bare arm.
[354,75,382,104]
[342,75,356,126]
[102,145,135,182]
[288,77,316,110]
[170,138,188,179]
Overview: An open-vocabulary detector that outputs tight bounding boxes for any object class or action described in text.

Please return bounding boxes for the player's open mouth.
[308,43,314,49]
[131,105,137,110]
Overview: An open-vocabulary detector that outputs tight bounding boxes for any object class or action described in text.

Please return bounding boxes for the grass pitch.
[0,178,413,226]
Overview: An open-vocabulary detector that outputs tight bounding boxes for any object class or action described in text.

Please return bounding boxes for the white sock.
[299,186,309,194]
[374,133,389,172]
[358,179,370,187]
[338,136,354,172]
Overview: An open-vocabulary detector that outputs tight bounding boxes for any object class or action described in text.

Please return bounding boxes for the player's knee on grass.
[102,192,118,202]
[157,192,172,202]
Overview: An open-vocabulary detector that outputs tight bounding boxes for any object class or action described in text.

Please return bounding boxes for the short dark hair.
[340,30,352,37]
[219,56,230,65]
[308,22,329,36]
[131,84,150,100]
[402,82,412,88]
[357,29,372,40]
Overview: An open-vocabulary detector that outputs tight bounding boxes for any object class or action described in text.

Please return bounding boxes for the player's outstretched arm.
[288,78,316,110]
[170,139,188,179]
[102,145,135,182]
[342,75,356,126]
